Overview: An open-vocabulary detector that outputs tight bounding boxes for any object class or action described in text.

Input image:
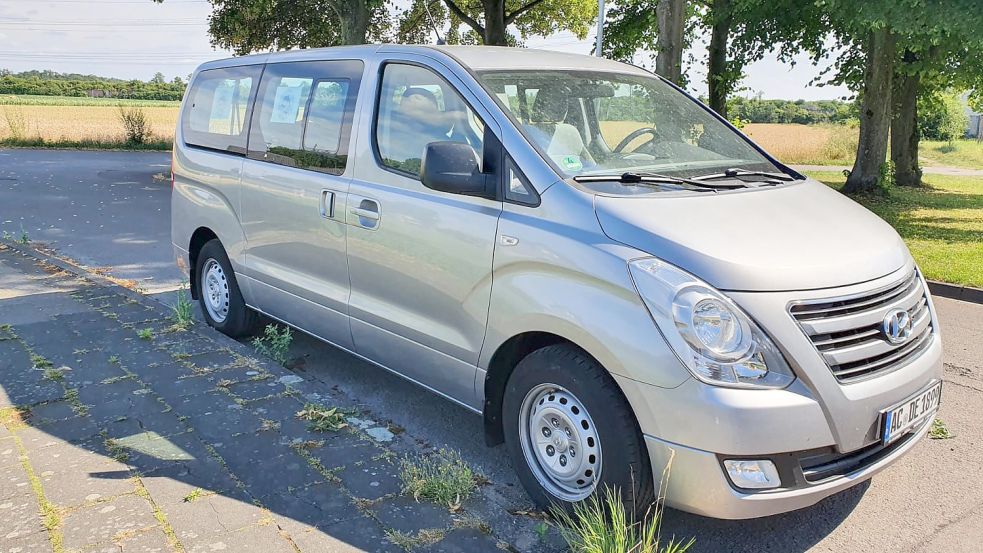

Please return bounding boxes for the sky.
[0,0,852,101]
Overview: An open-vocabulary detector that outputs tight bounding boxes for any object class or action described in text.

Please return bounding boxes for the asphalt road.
[2,148,982,552]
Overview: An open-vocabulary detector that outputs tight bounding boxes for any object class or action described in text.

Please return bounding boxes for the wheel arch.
[188,227,219,300]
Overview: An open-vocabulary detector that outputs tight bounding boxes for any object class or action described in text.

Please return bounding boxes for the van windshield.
[477,70,782,180]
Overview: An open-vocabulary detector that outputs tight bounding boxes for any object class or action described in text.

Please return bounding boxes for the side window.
[504,157,538,205]
[247,60,362,175]
[375,63,484,178]
[182,65,261,154]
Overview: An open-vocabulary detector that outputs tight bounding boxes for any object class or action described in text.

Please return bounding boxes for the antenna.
[423,0,445,45]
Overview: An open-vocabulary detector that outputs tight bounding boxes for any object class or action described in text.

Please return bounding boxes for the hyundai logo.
[882,309,914,345]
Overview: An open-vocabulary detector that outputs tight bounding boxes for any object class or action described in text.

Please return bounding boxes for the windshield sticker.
[561,155,583,171]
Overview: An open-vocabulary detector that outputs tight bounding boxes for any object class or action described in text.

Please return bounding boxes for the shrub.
[118,104,152,144]
[918,90,968,143]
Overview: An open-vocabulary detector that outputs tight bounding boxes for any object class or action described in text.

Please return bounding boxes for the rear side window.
[247,60,363,175]
[182,65,262,154]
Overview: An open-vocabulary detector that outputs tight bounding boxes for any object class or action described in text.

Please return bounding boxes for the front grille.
[789,270,934,382]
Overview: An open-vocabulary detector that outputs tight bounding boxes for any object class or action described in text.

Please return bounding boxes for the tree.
[656,0,687,84]
[151,72,166,84]
[152,0,388,52]
[440,0,597,46]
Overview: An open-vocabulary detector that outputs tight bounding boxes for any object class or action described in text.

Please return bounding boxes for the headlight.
[629,257,794,389]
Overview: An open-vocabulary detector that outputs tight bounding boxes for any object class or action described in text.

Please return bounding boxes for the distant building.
[964,95,981,138]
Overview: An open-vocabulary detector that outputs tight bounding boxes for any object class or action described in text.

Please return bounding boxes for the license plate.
[880,381,943,445]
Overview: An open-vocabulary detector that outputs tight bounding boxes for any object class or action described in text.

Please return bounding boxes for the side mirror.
[420,141,491,198]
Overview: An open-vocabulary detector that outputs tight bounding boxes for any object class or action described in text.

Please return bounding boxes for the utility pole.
[595,0,606,56]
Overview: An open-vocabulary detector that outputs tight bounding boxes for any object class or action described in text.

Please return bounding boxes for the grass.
[385,528,445,550]
[804,171,983,288]
[137,328,154,340]
[295,403,348,432]
[929,418,954,439]
[169,287,195,331]
[30,353,53,370]
[400,448,480,509]
[551,487,694,553]
[252,324,293,365]
[921,139,983,169]
[182,487,209,502]
[0,136,172,151]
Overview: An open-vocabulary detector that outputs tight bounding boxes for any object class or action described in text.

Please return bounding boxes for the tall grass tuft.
[551,453,693,553]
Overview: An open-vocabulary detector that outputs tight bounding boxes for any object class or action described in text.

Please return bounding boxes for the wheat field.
[1,104,180,143]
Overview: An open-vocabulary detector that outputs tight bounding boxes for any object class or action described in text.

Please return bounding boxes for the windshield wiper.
[693,168,797,184]
[573,171,740,191]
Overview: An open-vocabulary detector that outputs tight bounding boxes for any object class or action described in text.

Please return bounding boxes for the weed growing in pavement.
[535,521,550,541]
[384,528,445,550]
[182,487,209,502]
[296,403,348,432]
[42,366,65,382]
[170,287,194,330]
[108,355,120,365]
[30,353,52,370]
[1,230,10,240]
[258,419,281,432]
[551,486,693,553]
[929,418,954,440]
[137,327,153,340]
[0,406,29,429]
[252,323,293,365]
[401,448,481,509]
[19,225,29,244]
[103,437,129,463]
[64,388,87,416]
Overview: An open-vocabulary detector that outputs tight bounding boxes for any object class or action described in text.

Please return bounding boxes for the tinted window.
[375,63,484,177]
[182,65,261,153]
[247,60,362,175]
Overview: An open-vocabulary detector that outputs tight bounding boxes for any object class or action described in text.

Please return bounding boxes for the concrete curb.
[927,280,983,305]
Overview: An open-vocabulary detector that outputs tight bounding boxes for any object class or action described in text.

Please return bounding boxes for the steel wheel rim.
[519,383,601,502]
[200,258,230,324]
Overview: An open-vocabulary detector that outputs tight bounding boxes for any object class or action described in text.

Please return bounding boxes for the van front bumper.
[643,414,932,519]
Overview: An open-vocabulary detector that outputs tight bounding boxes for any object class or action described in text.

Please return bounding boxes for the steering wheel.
[614,127,659,153]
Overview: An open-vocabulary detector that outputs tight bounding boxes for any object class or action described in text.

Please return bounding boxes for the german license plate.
[880,381,942,445]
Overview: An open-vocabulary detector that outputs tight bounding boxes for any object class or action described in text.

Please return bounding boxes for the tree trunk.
[335,0,371,45]
[707,0,731,118]
[891,70,922,186]
[844,28,896,194]
[656,0,686,84]
[483,0,509,45]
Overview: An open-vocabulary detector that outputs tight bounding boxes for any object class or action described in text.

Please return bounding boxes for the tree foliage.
[0,70,185,100]
[440,0,597,46]
[918,89,970,142]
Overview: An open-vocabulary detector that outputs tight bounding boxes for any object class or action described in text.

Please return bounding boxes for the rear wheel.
[503,344,654,518]
[195,239,258,337]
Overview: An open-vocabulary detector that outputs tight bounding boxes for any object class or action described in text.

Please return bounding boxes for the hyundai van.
[171,45,943,519]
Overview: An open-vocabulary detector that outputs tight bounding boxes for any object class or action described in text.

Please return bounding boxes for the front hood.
[594,180,909,292]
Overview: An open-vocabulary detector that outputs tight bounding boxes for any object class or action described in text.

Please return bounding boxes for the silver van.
[171,45,943,519]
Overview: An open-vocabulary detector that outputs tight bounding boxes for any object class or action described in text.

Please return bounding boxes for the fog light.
[724,459,781,489]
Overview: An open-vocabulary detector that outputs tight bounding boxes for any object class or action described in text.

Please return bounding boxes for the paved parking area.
[0,244,554,553]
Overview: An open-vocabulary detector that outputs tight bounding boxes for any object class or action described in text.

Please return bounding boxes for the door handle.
[349,197,381,229]
[319,190,335,218]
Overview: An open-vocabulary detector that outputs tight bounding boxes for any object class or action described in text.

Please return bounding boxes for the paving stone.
[180,351,241,374]
[0,444,25,474]
[315,514,403,553]
[32,441,133,508]
[36,414,102,445]
[369,495,456,535]
[226,379,287,402]
[336,456,403,500]
[15,426,68,453]
[61,494,157,551]
[302,432,379,472]
[102,409,187,442]
[162,492,265,544]
[154,336,222,358]
[0,528,50,552]
[248,395,306,426]
[240,452,325,502]
[28,399,77,423]
[278,515,390,553]
[140,457,240,507]
[0,341,66,405]
[183,401,262,444]
[264,481,359,528]
[419,527,504,553]
[112,430,216,476]
[0,489,44,542]
[84,526,172,553]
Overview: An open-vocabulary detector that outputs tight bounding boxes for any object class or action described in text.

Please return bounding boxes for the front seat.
[527,87,595,170]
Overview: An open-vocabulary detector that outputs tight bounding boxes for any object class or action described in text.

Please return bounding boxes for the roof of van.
[195,44,651,77]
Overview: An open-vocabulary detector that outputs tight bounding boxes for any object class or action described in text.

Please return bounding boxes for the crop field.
[1,98,179,146]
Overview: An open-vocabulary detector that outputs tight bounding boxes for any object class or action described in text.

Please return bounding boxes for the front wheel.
[502,344,654,518]
[195,239,258,337]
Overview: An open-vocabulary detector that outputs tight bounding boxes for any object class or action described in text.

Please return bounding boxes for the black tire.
[502,343,654,518]
[194,239,258,337]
